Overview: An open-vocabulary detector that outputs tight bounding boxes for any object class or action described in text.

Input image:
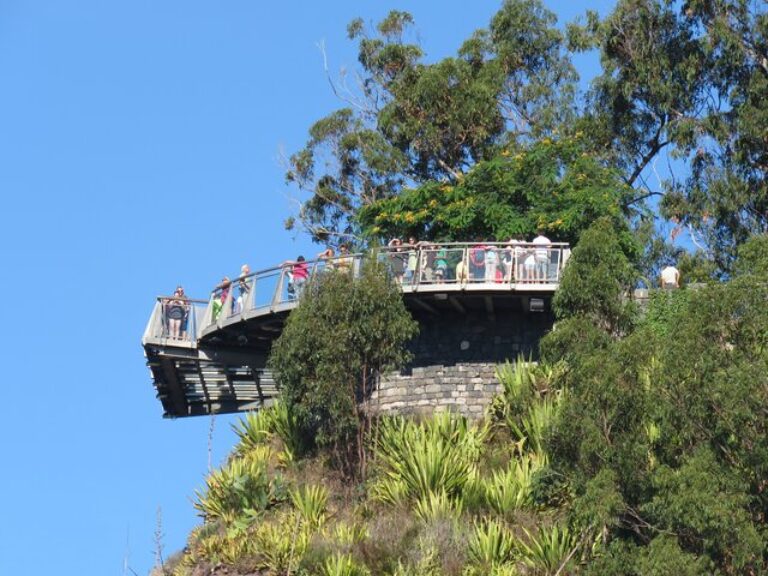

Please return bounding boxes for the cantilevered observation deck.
[142,242,570,417]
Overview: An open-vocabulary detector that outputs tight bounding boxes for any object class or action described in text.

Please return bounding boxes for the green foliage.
[518,524,578,575]
[269,259,417,475]
[483,453,546,516]
[552,217,638,333]
[359,137,632,243]
[253,512,311,574]
[371,413,485,509]
[287,3,578,242]
[193,450,285,525]
[290,484,329,529]
[232,410,272,456]
[231,400,307,462]
[465,519,516,571]
[734,233,768,277]
[322,553,370,576]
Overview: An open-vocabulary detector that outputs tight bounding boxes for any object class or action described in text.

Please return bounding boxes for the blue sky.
[0,1,615,574]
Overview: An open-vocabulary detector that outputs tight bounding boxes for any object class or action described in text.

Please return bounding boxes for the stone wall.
[371,363,502,418]
[371,305,554,418]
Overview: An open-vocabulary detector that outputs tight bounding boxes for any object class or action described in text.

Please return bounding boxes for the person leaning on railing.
[281,255,309,299]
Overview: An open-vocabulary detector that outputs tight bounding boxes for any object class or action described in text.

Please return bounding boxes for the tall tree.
[286,2,577,244]
[268,259,418,478]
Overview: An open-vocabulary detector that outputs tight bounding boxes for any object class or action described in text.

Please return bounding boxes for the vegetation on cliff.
[156,0,768,572]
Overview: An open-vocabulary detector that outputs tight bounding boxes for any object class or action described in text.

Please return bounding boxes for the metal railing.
[143,242,570,343]
[377,242,569,287]
[143,296,208,344]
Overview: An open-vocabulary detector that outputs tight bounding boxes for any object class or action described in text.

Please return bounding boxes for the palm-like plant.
[290,483,329,529]
[232,409,273,456]
[413,489,463,522]
[193,451,281,524]
[321,553,370,576]
[507,394,561,455]
[466,519,516,570]
[517,524,578,575]
[253,512,311,575]
[372,414,486,507]
[268,399,307,462]
[484,452,547,516]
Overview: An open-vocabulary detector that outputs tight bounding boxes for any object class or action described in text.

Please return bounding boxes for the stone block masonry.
[370,304,554,418]
[372,363,503,418]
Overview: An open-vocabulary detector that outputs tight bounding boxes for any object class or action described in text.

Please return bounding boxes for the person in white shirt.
[532,230,551,281]
[660,264,680,289]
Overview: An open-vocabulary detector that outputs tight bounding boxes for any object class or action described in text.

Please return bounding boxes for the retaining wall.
[371,305,553,417]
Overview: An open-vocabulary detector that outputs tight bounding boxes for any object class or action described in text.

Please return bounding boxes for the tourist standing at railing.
[485,245,499,282]
[281,255,309,299]
[660,263,680,289]
[317,247,335,271]
[470,241,486,281]
[166,286,188,340]
[404,237,418,285]
[336,244,353,273]
[532,230,551,281]
[434,246,448,284]
[504,236,525,282]
[387,238,405,283]
[235,264,251,313]
[212,276,231,321]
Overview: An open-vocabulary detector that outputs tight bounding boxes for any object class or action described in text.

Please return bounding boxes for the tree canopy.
[286,0,768,278]
[268,260,418,477]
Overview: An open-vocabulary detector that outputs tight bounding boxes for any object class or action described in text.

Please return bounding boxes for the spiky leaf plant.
[372,413,486,506]
[517,524,578,575]
[232,409,273,456]
[466,519,516,570]
[267,399,308,462]
[413,489,463,522]
[193,450,283,524]
[322,553,371,576]
[290,484,329,529]
[484,453,547,516]
[254,512,310,574]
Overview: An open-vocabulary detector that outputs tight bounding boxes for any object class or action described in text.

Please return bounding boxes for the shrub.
[291,484,329,529]
[371,414,486,507]
[518,523,579,575]
[193,451,285,524]
[466,519,516,571]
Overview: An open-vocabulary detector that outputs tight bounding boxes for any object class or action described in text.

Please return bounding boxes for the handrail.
[144,242,571,344]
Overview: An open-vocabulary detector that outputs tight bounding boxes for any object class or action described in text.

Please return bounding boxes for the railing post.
[273,268,286,307]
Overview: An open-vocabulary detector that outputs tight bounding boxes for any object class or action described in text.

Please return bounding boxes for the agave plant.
[330,521,369,546]
[254,512,311,574]
[322,553,370,576]
[413,489,463,522]
[290,483,329,529]
[372,414,485,507]
[268,399,307,462]
[484,453,547,516]
[495,356,537,404]
[231,409,273,456]
[466,519,516,570]
[193,452,282,524]
[506,394,561,456]
[517,524,578,575]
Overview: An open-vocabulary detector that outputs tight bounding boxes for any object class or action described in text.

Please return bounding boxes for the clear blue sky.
[0,1,615,574]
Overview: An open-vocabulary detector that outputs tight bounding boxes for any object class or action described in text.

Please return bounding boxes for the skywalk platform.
[142,242,570,417]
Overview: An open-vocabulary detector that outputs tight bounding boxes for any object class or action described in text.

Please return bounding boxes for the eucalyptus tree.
[285,2,577,244]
